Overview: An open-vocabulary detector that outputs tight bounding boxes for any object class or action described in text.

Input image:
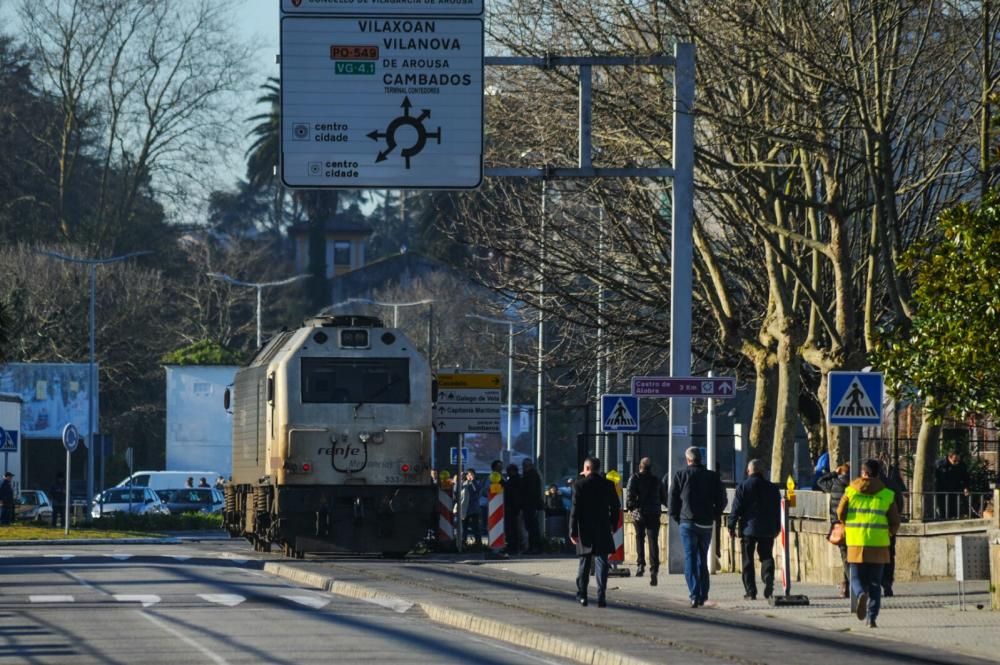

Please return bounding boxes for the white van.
[115,471,223,491]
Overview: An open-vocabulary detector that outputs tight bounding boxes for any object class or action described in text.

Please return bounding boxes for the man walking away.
[0,472,14,525]
[521,459,544,553]
[817,463,851,598]
[626,457,667,586]
[504,464,523,555]
[570,457,620,608]
[837,459,901,628]
[50,472,66,527]
[668,447,727,608]
[727,459,780,600]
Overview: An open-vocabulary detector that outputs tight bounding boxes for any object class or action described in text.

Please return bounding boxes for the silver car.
[91,487,170,519]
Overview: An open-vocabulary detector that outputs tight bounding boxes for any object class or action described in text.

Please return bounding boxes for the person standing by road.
[0,472,14,525]
[817,463,851,598]
[934,451,970,519]
[727,459,781,600]
[879,462,907,597]
[837,459,901,628]
[50,472,66,528]
[504,464,523,555]
[668,447,727,608]
[460,470,482,545]
[570,457,620,608]
[626,457,667,586]
[521,459,544,554]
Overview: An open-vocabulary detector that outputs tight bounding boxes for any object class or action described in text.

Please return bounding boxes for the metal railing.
[901,492,993,522]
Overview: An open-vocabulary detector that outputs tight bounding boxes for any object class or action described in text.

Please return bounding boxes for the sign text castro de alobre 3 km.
[281,15,483,189]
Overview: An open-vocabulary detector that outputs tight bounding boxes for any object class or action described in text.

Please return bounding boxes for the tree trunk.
[911,396,943,521]
[749,357,776,463]
[819,372,846,466]
[770,337,800,483]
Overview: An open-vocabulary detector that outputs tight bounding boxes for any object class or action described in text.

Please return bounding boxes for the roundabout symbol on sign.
[367,97,441,169]
[62,423,80,453]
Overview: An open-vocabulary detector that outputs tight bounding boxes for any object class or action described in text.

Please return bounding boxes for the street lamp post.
[207,273,308,348]
[465,314,524,459]
[38,250,152,501]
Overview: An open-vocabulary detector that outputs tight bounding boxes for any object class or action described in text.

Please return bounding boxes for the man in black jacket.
[570,457,620,608]
[521,459,544,554]
[817,463,851,597]
[935,451,970,519]
[0,472,14,525]
[504,464,523,554]
[626,457,667,585]
[727,459,780,600]
[668,447,727,608]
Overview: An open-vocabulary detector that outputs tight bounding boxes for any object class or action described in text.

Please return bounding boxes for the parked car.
[157,487,223,514]
[91,487,170,519]
[16,490,53,522]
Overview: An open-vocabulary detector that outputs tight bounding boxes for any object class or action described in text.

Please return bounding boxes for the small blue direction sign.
[601,394,640,433]
[449,446,469,465]
[62,423,80,453]
[0,427,16,453]
[827,372,884,426]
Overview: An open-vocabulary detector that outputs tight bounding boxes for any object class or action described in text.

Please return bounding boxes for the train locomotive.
[223,315,436,557]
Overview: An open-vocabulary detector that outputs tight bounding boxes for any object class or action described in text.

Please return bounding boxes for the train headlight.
[371,431,384,444]
[358,431,370,443]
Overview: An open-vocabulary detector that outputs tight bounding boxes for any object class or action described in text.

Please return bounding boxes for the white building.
[164,365,236,478]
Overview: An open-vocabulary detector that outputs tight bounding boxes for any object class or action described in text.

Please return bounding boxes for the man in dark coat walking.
[626,457,667,585]
[727,459,781,600]
[570,457,620,607]
[521,459,544,553]
[0,472,14,525]
[668,447,727,607]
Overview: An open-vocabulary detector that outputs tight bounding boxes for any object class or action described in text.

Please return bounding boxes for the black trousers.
[523,508,542,551]
[634,512,661,572]
[883,535,897,589]
[505,506,522,553]
[740,536,775,596]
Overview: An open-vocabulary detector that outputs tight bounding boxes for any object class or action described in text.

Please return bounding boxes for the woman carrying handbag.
[817,463,851,598]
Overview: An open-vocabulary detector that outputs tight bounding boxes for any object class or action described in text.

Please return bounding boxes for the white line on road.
[138,611,230,665]
[108,554,133,560]
[198,594,246,607]
[282,595,330,609]
[44,554,75,560]
[168,555,192,561]
[363,595,413,614]
[115,594,161,607]
[29,595,74,603]
[63,570,102,594]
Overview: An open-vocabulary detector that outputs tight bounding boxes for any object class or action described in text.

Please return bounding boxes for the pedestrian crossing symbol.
[601,394,640,433]
[827,371,884,426]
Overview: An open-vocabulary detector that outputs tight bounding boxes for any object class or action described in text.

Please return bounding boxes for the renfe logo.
[317,446,362,457]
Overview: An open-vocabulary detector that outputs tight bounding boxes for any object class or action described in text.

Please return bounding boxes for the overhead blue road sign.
[0,427,16,453]
[827,372,884,426]
[601,394,640,433]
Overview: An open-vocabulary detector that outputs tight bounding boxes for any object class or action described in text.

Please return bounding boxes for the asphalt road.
[0,543,572,665]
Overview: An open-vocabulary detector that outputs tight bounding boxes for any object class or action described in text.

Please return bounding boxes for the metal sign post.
[826,371,884,612]
[61,424,79,535]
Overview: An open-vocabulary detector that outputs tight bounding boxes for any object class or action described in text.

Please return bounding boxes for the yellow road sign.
[437,372,502,389]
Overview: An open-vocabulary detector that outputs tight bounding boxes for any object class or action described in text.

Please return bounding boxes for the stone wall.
[622,490,993,584]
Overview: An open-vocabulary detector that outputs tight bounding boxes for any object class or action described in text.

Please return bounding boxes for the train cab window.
[301,358,410,404]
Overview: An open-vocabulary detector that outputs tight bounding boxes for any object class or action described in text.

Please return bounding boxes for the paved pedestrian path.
[474,557,996,662]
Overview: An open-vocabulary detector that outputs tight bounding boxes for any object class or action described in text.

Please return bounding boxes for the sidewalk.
[474,557,996,662]
[265,554,995,665]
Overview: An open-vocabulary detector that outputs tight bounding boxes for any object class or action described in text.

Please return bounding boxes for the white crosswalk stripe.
[282,595,330,609]
[197,593,246,607]
[30,595,74,603]
[108,554,133,560]
[114,594,161,607]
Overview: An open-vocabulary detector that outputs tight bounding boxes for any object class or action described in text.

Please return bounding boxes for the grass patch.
[0,523,159,540]
[0,513,224,541]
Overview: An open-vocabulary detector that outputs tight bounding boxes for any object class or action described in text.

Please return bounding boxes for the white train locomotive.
[223,315,436,557]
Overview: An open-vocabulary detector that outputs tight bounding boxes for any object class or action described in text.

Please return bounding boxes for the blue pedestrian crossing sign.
[827,372,884,426]
[0,427,16,453]
[601,394,640,433]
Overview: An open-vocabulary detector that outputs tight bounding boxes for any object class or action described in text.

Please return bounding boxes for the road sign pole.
[707,373,718,573]
[457,433,464,553]
[849,425,859,612]
[64,450,71,535]
[616,432,624,478]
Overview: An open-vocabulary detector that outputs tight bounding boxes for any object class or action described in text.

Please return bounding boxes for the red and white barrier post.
[487,471,506,554]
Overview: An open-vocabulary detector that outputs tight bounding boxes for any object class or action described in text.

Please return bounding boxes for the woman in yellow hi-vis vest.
[836,459,901,628]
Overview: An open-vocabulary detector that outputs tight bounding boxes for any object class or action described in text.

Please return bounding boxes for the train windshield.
[301,357,410,404]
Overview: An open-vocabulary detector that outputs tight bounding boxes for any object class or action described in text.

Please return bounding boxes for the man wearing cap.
[0,472,15,525]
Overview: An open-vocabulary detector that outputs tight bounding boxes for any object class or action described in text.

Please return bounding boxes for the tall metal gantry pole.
[465,314,527,459]
[206,273,308,348]
[38,250,152,500]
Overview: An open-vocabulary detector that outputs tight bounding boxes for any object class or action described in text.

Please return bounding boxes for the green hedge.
[87,512,224,532]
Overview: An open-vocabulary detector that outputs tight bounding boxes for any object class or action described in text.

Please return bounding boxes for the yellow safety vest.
[843,486,894,548]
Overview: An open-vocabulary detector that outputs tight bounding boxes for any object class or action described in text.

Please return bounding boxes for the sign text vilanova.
[280,0,484,189]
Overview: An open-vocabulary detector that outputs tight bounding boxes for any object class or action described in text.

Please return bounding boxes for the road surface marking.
[283,595,330,609]
[44,554,75,560]
[168,555,192,561]
[109,554,133,560]
[29,595,74,603]
[138,611,230,665]
[198,594,245,607]
[64,570,101,593]
[364,596,413,614]
[114,594,161,607]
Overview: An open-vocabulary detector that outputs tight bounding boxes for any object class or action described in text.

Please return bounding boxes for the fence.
[901,491,993,522]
